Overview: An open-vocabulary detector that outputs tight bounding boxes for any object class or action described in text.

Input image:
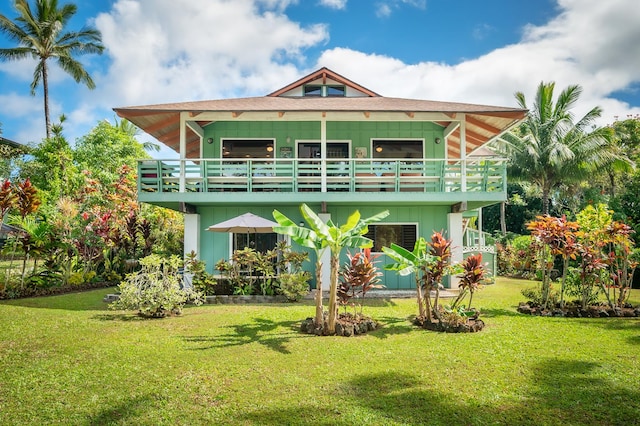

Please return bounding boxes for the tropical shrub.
[110,255,203,318]
[278,272,311,302]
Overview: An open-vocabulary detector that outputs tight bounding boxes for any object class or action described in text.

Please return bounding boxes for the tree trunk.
[327,254,339,334]
[500,201,507,235]
[314,259,323,328]
[608,170,616,198]
[42,61,51,139]
[542,185,551,215]
[559,257,568,308]
[415,274,425,317]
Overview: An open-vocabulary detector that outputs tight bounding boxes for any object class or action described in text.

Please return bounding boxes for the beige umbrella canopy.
[206,212,278,234]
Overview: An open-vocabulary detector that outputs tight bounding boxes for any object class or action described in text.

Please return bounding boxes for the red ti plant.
[338,248,384,316]
[0,180,16,227]
[452,253,488,310]
[14,179,41,218]
[423,231,453,321]
[604,221,637,308]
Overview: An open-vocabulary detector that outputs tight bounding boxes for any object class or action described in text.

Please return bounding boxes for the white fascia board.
[189,111,453,122]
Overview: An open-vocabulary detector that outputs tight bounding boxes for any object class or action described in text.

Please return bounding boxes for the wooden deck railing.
[137,158,506,194]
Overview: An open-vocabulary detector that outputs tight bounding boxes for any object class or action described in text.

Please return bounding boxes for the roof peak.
[267,67,380,98]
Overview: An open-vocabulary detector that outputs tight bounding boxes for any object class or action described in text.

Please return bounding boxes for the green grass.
[1,278,639,425]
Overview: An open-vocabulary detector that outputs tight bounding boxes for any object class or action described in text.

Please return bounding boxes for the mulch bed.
[300,312,380,336]
[413,315,485,333]
[517,302,640,318]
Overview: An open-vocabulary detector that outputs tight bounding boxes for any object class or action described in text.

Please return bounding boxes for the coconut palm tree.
[500,82,617,215]
[0,0,104,138]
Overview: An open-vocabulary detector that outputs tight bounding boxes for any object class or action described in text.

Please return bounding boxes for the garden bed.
[413,315,485,333]
[300,312,380,336]
[518,302,640,318]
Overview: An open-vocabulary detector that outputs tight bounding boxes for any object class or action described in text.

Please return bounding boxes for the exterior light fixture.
[266,144,274,152]
[299,221,305,227]
[375,145,383,153]
[207,137,214,144]
[435,137,441,144]
[286,136,291,144]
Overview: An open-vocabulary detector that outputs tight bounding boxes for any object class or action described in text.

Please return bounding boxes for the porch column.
[447,212,464,289]
[184,213,200,258]
[460,114,467,192]
[320,116,327,192]
[179,112,188,192]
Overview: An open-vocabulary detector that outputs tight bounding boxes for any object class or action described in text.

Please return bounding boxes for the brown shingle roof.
[114,68,526,159]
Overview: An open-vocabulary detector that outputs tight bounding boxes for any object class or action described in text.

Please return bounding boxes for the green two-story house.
[114,68,525,289]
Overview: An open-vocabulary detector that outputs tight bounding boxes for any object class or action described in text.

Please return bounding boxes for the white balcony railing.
[138,158,506,194]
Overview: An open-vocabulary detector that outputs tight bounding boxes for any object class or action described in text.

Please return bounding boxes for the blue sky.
[1,0,639,155]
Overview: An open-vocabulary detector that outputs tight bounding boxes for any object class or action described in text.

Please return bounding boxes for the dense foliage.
[0,121,183,299]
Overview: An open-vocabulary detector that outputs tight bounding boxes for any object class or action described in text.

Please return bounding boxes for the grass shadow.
[480,307,524,318]
[91,313,148,322]
[369,315,415,338]
[86,395,152,425]
[182,316,308,354]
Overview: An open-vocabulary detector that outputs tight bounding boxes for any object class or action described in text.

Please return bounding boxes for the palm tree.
[0,0,104,138]
[500,82,617,214]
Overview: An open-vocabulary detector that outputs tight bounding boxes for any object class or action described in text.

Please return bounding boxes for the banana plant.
[383,237,432,319]
[273,204,389,334]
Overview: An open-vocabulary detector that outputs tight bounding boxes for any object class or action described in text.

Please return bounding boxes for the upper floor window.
[303,84,345,97]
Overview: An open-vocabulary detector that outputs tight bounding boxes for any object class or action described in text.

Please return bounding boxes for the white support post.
[179,112,187,192]
[460,114,467,192]
[184,213,200,258]
[448,212,464,289]
[320,117,327,192]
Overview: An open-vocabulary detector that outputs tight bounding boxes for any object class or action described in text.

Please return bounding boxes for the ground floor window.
[233,233,279,253]
[365,224,417,252]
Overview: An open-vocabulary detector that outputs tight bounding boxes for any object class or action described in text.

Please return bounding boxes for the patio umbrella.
[206,212,278,234]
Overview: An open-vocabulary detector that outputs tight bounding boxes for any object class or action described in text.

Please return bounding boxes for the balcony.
[137,158,506,209]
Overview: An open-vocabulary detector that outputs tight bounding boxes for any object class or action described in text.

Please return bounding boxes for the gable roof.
[267,67,380,97]
[114,68,526,159]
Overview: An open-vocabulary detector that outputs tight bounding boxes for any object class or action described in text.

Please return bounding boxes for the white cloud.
[375,3,392,18]
[317,0,640,124]
[472,23,495,41]
[375,0,426,18]
[93,0,328,110]
[318,0,347,9]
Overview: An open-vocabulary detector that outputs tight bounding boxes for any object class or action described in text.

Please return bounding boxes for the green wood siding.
[197,203,449,290]
[203,121,444,159]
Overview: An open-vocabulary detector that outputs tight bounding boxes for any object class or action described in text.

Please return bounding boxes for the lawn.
[0,277,639,425]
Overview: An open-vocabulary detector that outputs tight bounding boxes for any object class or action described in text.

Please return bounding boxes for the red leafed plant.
[452,253,488,310]
[338,248,384,316]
